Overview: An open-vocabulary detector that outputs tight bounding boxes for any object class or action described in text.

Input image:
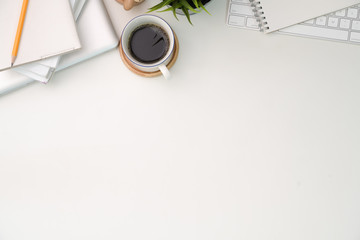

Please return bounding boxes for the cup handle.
[158,64,171,80]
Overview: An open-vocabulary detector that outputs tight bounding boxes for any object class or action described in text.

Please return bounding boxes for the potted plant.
[148,0,211,25]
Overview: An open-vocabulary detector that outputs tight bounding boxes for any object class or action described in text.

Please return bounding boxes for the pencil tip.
[11,56,16,67]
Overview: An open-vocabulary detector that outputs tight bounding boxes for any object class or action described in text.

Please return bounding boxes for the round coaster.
[119,33,179,77]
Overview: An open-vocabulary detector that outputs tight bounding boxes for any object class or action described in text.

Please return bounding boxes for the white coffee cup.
[121,15,175,79]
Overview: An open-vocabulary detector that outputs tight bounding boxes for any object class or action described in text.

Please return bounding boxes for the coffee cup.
[121,15,175,79]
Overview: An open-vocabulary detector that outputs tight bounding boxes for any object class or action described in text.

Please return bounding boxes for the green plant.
[148,0,210,25]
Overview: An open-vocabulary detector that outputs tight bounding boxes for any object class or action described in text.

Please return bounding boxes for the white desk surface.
[1,1,360,240]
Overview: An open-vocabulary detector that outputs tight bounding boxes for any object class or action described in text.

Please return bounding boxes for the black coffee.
[129,24,169,64]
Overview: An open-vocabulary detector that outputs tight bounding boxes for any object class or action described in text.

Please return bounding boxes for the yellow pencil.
[11,0,29,67]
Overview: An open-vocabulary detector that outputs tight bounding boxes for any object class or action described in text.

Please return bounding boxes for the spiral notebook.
[251,0,360,32]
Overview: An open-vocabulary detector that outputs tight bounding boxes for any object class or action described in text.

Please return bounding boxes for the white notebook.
[0,0,81,71]
[251,0,360,32]
[13,0,88,83]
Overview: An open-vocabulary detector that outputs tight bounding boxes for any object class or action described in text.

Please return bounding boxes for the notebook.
[13,0,88,83]
[0,0,81,71]
[56,0,118,71]
[0,0,118,96]
[250,0,360,32]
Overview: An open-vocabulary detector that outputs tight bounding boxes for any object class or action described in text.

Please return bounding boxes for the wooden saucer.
[119,33,179,77]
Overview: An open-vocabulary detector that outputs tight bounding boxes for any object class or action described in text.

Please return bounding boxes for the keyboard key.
[228,15,246,26]
[230,4,253,16]
[350,32,360,42]
[279,24,349,41]
[335,9,346,17]
[347,8,358,18]
[340,19,351,29]
[231,0,251,3]
[246,17,259,29]
[303,19,315,25]
[328,17,339,27]
[315,16,327,26]
[352,20,360,30]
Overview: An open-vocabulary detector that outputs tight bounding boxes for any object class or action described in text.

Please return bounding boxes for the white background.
[1,1,360,240]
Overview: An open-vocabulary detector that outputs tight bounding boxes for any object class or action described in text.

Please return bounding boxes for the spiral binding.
[249,0,269,32]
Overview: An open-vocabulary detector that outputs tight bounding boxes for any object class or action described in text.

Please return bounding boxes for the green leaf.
[199,1,210,15]
[147,0,174,12]
[148,0,210,24]
[171,6,179,21]
[181,6,193,25]
[192,0,199,9]
[172,2,182,8]
[147,2,164,12]
[179,0,199,13]
[158,7,173,12]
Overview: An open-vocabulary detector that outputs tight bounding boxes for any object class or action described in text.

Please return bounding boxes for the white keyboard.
[227,0,360,45]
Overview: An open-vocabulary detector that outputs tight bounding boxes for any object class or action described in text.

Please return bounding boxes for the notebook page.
[0,0,81,70]
[260,0,360,32]
[33,0,87,69]
[13,0,87,83]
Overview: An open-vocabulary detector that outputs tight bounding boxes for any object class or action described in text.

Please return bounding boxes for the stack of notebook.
[0,0,155,96]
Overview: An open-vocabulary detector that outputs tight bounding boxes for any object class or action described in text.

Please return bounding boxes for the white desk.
[1,1,360,240]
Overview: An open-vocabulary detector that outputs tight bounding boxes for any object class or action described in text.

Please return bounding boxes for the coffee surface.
[129,24,169,64]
